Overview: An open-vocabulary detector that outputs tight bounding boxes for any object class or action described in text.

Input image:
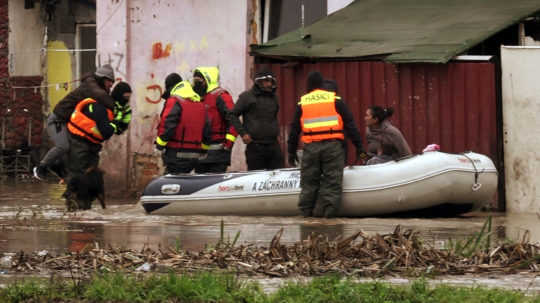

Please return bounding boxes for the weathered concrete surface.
[96,0,251,193]
[501,46,540,213]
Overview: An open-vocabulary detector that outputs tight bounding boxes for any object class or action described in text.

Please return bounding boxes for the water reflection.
[0,182,539,255]
[0,181,65,207]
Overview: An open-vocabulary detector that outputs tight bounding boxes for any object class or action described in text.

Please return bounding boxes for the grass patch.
[273,277,540,303]
[2,272,540,303]
[447,216,494,257]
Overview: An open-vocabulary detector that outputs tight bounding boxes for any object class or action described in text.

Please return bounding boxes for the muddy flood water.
[2,180,540,291]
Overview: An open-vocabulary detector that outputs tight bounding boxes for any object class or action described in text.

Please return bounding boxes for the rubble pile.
[4,226,540,277]
[3,76,44,148]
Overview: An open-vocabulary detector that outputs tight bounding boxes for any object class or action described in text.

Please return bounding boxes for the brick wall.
[0,0,8,130]
[132,153,161,195]
[0,1,45,150]
[4,76,44,148]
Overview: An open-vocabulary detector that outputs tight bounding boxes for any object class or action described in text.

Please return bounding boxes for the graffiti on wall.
[131,36,226,154]
[152,42,172,60]
[97,52,126,80]
[145,84,162,104]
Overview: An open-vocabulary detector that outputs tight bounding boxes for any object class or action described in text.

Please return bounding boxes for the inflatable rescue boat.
[140,151,498,217]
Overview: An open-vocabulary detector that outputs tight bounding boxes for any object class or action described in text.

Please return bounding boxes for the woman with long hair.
[364,106,411,165]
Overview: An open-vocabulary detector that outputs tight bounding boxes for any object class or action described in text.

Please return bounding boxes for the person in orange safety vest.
[64,82,132,211]
[287,72,365,218]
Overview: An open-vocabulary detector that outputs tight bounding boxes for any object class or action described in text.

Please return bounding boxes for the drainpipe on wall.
[41,25,48,113]
[125,0,132,193]
[518,22,526,46]
[262,0,270,43]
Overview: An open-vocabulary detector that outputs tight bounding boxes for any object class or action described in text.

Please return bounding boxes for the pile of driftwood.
[4,226,540,277]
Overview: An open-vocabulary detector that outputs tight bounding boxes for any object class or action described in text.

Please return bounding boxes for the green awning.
[251,0,540,63]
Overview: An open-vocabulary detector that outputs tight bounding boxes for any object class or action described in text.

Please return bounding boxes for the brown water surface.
[0,181,537,256]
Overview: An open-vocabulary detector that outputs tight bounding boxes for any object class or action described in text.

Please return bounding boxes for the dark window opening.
[466,24,519,59]
[78,24,96,79]
[262,0,327,42]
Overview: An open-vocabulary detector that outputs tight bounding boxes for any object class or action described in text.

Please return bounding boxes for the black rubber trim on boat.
[378,203,475,218]
[142,202,169,213]
[142,173,249,196]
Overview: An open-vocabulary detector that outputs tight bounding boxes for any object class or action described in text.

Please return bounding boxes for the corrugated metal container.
[259,61,500,204]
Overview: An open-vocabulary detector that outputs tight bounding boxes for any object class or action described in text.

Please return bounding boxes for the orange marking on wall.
[145,84,163,104]
[152,42,172,59]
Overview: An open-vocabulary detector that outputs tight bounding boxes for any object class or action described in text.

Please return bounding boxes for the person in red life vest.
[155,80,211,174]
[191,67,238,173]
[34,64,117,181]
[161,72,183,100]
[64,82,132,211]
[288,72,365,218]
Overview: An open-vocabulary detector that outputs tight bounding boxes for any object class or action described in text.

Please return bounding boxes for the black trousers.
[162,149,199,174]
[195,162,228,174]
[245,141,283,171]
[65,135,103,210]
[195,149,230,173]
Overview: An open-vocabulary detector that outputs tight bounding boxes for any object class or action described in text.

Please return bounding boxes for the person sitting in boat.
[155,81,211,174]
[64,82,133,210]
[364,106,412,165]
[288,71,365,218]
[191,67,238,173]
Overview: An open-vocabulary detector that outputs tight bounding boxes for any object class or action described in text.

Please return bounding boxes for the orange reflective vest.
[300,89,344,144]
[67,98,114,144]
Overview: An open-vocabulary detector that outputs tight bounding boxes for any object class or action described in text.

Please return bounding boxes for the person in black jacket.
[34,64,119,180]
[228,69,283,170]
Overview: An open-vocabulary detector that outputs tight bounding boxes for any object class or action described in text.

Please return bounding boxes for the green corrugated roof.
[251,0,540,63]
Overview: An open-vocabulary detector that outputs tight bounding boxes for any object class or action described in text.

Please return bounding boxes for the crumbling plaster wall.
[97,0,250,194]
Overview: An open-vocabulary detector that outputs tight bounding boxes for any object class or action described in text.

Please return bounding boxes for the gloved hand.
[113,104,124,121]
[224,139,234,151]
[155,140,165,151]
[288,153,298,167]
[154,136,167,151]
[121,105,131,124]
[356,148,369,164]
[112,105,131,135]
[116,122,129,135]
[109,120,121,135]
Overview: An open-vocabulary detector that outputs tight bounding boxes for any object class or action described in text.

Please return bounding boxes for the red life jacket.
[158,96,206,151]
[202,88,236,143]
[67,98,114,144]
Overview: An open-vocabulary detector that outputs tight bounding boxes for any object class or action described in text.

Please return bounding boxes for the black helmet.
[162,73,183,99]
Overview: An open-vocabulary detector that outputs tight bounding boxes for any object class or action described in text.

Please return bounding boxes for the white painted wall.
[97,0,250,189]
[8,0,44,76]
[327,0,354,14]
[501,46,540,213]
[96,0,130,192]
